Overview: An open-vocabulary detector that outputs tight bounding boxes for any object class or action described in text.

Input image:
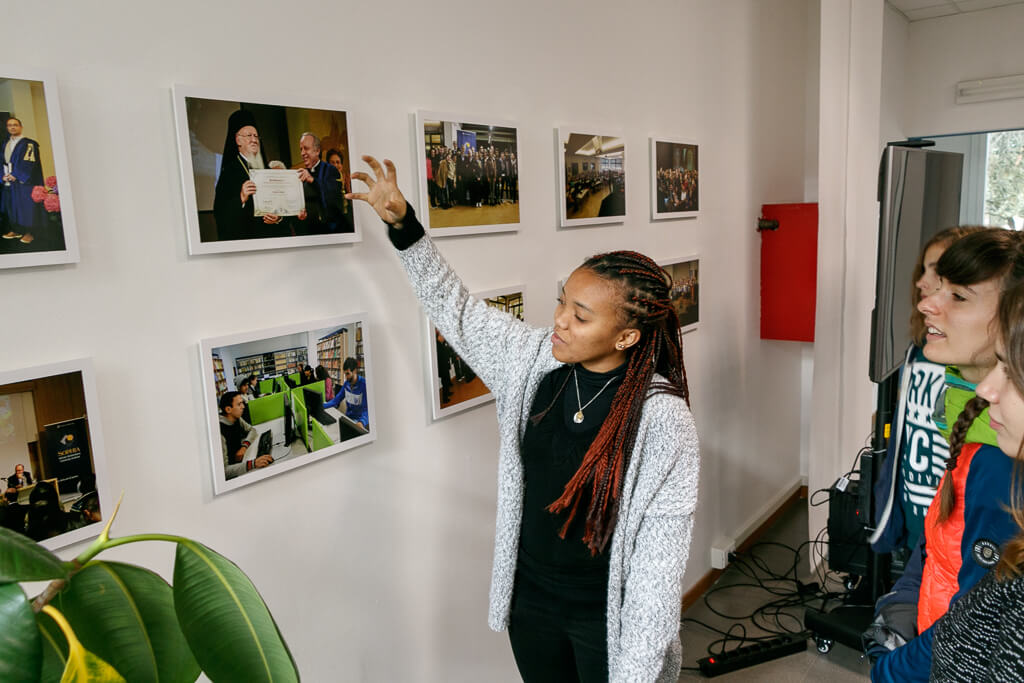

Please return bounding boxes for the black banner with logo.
[43,417,91,493]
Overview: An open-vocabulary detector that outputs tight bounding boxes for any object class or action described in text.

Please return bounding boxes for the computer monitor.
[283,393,294,446]
[303,387,336,426]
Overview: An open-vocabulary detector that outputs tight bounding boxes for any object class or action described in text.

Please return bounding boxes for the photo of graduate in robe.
[0,72,76,267]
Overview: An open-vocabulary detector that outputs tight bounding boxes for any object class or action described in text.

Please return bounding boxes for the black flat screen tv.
[869,145,963,383]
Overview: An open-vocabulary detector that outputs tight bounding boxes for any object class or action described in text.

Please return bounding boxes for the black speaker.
[828,480,870,575]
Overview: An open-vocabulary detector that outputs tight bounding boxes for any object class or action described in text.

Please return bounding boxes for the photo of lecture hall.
[562,132,625,222]
[433,291,524,414]
[653,139,699,214]
[663,258,700,330]
[209,322,369,483]
[420,116,519,229]
[0,370,102,543]
[182,95,354,244]
[0,77,68,256]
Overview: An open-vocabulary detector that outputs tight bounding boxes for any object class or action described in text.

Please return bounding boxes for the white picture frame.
[650,137,700,220]
[0,358,111,550]
[413,110,521,237]
[557,127,626,228]
[425,285,524,420]
[199,315,375,495]
[172,84,361,255]
[0,67,80,269]
[658,254,701,334]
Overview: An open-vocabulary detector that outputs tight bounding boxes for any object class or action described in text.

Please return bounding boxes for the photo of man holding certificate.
[174,89,358,254]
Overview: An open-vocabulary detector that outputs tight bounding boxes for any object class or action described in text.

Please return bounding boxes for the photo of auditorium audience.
[661,257,700,332]
[0,360,109,550]
[428,288,525,419]
[559,130,626,227]
[174,86,357,255]
[416,112,520,235]
[651,138,699,219]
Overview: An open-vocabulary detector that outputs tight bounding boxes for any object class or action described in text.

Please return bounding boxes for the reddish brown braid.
[546,251,691,554]
[937,395,990,523]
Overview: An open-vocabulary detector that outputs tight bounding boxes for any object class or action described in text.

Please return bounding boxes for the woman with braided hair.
[927,276,1024,680]
[872,228,1024,682]
[349,156,699,682]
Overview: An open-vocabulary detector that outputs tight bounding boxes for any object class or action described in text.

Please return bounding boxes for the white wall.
[904,3,1024,137]
[1,0,813,679]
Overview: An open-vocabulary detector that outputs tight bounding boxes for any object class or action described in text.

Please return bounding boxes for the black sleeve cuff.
[387,202,425,251]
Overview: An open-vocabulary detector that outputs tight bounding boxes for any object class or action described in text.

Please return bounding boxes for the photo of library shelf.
[204,318,372,493]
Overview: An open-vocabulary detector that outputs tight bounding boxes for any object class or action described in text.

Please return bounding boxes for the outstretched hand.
[346,155,408,225]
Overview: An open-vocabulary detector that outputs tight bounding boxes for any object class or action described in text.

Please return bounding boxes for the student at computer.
[219,391,272,479]
[323,357,368,429]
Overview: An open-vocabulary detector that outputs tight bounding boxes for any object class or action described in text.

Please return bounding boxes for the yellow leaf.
[40,606,125,683]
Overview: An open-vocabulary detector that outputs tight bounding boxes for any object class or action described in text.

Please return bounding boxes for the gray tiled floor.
[678,502,871,681]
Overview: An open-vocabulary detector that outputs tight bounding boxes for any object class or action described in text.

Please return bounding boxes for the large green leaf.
[0,583,42,683]
[173,541,298,683]
[37,609,69,683]
[40,606,125,683]
[57,562,200,683]
[0,526,68,582]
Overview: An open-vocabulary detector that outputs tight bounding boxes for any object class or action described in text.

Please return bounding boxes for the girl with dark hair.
[871,228,1024,681]
[872,226,988,555]
[349,156,698,682]
[314,365,334,401]
[926,277,1024,681]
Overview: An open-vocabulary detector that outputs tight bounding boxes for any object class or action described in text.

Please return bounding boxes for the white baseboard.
[730,475,805,551]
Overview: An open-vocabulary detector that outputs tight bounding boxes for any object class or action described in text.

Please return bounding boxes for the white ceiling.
[887,0,1024,21]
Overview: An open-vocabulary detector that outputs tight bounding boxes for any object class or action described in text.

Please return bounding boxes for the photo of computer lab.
[0,369,102,547]
[205,319,373,493]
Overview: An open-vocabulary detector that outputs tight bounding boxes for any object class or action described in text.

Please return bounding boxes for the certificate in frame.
[650,137,699,220]
[0,67,80,270]
[173,84,360,255]
[0,358,111,550]
[557,127,626,228]
[200,315,376,495]
[414,110,521,237]
[425,286,524,420]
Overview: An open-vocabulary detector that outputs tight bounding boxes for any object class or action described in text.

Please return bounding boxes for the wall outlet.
[711,537,735,569]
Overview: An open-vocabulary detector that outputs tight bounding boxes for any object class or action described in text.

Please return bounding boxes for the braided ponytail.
[546,251,690,554]
[937,395,990,523]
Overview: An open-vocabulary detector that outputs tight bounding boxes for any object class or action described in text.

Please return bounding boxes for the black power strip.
[697,632,808,677]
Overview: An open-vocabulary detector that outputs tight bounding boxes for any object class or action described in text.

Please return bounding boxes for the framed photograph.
[414,110,520,237]
[659,255,700,334]
[0,67,79,269]
[0,358,110,550]
[200,315,374,495]
[650,137,699,220]
[558,127,626,227]
[173,85,359,255]
[426,286,524,419]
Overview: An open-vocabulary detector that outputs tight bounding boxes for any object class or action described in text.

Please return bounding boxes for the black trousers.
[507,575,608,683]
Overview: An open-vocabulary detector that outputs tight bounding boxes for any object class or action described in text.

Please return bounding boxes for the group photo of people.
[0,369,102,544]
[653,139,699,215]
[0,77,67,257]
[432,291,524,417]
[561,132,626,223]
[663,258,700,330]
[206,321,370,491]
[180,93,355,247]
[419,116,520,230]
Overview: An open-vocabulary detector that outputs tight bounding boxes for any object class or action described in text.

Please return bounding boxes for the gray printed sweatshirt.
[394,225,700,682]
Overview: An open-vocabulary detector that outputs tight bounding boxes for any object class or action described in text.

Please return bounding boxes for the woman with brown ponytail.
[872,229,1024,682]
[349,157,699,682]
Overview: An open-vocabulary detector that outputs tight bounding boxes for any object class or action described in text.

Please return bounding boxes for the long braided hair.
[542,251,690,554]
[935,229,1024,523]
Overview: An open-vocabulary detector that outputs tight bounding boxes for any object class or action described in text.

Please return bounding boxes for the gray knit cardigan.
[396,234,700,682]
